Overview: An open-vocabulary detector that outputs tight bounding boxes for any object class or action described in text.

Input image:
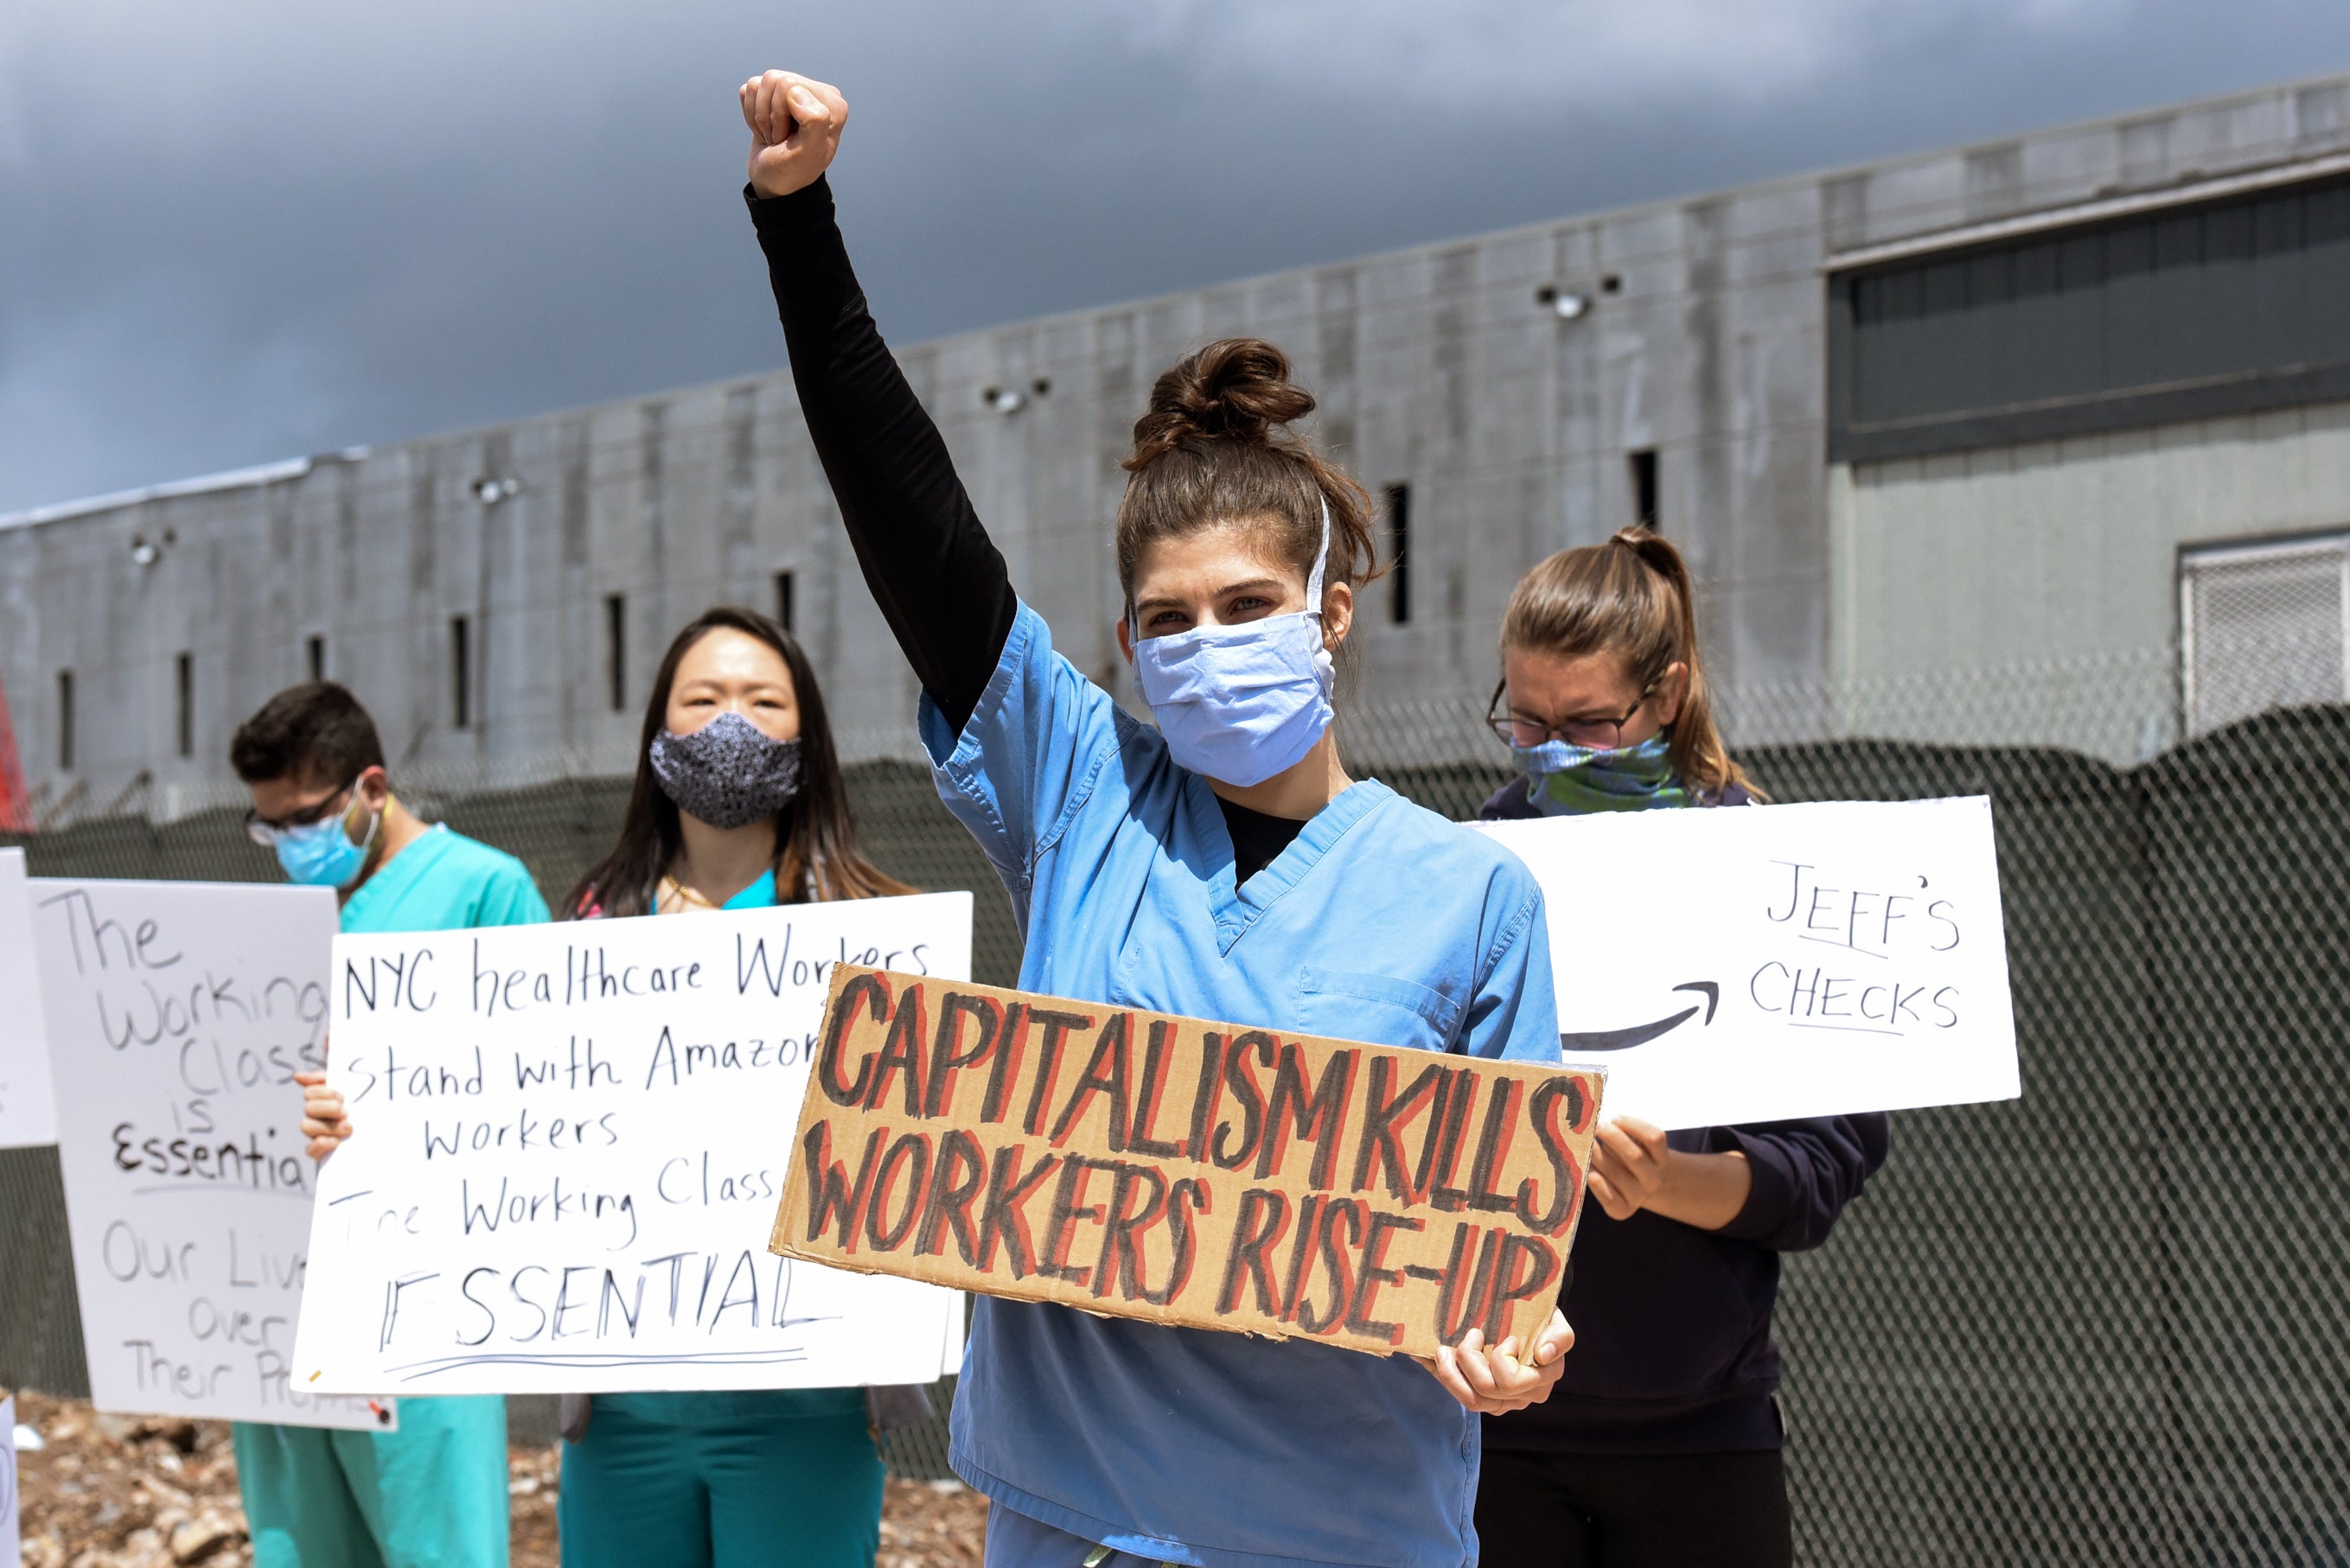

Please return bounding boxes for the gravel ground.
[8,1391,987,1568]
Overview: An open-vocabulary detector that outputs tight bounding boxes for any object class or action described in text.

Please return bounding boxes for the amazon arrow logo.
[1560,981,1719,1053]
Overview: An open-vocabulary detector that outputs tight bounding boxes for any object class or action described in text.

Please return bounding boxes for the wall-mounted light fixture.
[1536,284,1591,322]
[128,526,176,566]
[980,386,1028,415]
[470,475,522,504]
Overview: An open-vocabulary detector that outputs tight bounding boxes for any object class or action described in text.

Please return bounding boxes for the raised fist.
[741,70,848,199]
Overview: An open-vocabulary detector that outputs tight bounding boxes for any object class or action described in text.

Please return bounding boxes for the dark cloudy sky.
[5,0,2348,514]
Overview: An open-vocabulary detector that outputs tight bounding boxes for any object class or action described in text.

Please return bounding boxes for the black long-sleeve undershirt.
[748,176,1305,881]
[747,177,1015,736]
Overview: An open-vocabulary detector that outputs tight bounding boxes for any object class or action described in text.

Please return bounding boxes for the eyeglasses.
[1485,679,1652,752]
[244,780,358,848]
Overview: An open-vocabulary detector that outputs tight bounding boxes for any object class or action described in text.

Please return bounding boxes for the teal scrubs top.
[929,603,1561,1568]
[342,824,552,934]
[723,870,778,910]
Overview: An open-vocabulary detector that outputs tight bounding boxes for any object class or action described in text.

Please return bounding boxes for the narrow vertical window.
[450,616,472,730]
[306,635,326,683]
[57,670,75,773]
[1629,449,1659,530]
[1383,485,1411,625]
[604,594,627,712]
[775,570,796,634]
[174,653,194,759]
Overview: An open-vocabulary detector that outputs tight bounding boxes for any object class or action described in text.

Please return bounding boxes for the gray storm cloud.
[2,0,2344,513]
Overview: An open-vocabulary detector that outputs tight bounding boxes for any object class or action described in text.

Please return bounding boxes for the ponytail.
[1499,527,1758,801]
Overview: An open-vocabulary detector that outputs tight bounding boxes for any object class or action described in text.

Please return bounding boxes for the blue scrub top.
[340,824,551,935]
[926,603,1561,1568]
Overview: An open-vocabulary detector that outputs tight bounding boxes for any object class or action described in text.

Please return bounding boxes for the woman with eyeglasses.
[1473,528,1889,1568]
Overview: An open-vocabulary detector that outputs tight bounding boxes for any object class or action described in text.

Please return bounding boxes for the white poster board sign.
[32,878,386,1431]
[0,852,58,1148]
[1,1393,17,1568]
[295,894,972,1396]
[1478,796,2020,1130]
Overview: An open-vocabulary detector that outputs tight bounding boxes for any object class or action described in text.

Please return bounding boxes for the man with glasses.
[229,679,546,1568]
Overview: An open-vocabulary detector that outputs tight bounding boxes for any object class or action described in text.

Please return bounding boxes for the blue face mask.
[1510,732,1689,814]
[1131,506,1336,788]
[273,795,380,888]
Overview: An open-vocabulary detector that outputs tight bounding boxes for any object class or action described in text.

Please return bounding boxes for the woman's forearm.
[1645,1149,1753,1232]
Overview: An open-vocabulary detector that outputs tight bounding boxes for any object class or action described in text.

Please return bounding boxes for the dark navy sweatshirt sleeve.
[1707,1114,1892,1252]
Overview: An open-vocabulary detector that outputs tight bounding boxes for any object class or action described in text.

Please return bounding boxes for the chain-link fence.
[6,664,2347,1562]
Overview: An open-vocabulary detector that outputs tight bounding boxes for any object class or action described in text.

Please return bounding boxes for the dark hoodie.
[1480,774,1891,1453]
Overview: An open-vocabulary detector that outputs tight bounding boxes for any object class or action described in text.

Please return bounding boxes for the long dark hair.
[564,607,911,918]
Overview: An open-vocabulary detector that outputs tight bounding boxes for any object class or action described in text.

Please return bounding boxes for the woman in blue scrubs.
[1473,531,1889,1568]
[738,68,1572,1568]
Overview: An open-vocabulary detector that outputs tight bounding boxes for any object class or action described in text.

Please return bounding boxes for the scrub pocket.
[1293,966,1461,1052]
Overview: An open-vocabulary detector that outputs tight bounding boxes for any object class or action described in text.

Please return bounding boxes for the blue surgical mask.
[274,797,380,888]
[1131,505,1336,788]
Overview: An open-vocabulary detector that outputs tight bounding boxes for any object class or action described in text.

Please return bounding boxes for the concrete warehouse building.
[7,69,2350,819]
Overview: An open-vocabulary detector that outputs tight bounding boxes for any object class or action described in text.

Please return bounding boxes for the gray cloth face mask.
[648,711,804,829]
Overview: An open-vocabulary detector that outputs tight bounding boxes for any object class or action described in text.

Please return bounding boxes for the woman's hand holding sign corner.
[1428,1310,1574,1414]
[1587,1114,1753,1230]
[294,1071,351,1161]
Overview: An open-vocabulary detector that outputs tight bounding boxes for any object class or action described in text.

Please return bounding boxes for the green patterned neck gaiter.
[1511,733,1692,814]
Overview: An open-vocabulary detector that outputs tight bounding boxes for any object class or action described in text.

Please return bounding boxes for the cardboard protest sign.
[773,968,1606,1361]
[295,896,971,1395]
[31,879,386,1431]
[0,851,59,1149]
[1477,796,2020,1130]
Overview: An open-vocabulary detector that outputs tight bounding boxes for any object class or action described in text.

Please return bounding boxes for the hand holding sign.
[293,1071,350,1160]
[1427,1311,1573,1413]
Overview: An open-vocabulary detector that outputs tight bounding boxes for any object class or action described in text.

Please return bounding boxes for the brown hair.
[1499,527,1757,800]
[1117,338,1379,613]
[564,607,912,918]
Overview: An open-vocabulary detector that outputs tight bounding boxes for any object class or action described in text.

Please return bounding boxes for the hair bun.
[1127,338,1317,470]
